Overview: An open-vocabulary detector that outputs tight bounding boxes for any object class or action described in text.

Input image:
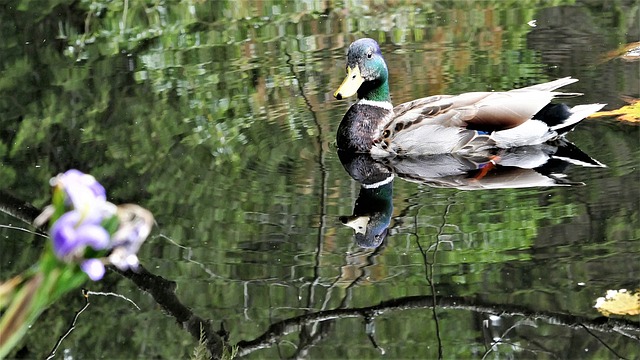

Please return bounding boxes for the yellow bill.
[334,65,364,100]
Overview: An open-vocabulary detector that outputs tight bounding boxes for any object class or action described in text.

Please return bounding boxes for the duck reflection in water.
[338,140,604,248]
[339,151,394,249]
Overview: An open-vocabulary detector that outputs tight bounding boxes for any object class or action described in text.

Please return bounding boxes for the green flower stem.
[0,248,88,358]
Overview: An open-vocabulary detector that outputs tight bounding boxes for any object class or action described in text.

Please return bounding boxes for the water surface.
[1,1,638,359]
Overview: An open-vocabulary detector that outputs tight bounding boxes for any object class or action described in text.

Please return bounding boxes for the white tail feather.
[551,103,606,131]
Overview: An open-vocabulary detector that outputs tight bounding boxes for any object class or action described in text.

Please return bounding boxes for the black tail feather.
[533,103,572,128]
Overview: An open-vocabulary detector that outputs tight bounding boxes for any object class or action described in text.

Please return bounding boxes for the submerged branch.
[0,191,47,233]
[115,266,226,360]
[235,294,640,357]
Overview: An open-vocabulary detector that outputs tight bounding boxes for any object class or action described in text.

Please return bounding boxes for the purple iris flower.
[47,170,151,280]
[51,211,110,258]
[50,170,113,281]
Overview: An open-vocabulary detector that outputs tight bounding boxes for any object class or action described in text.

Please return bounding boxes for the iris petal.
[51,211,81,257]
[58,169,107,213]
[81,259,105,281]
[76,224,110,250]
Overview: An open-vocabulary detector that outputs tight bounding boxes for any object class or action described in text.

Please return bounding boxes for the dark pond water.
[1,1,639,359]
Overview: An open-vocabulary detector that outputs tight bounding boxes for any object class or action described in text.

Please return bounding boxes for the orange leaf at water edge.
[594,289,640,317]
[588,97,640,123]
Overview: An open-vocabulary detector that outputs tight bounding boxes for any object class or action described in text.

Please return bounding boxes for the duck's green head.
[334,38,390,102]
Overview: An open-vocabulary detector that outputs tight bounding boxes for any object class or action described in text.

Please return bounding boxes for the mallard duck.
[334,38,605,157]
